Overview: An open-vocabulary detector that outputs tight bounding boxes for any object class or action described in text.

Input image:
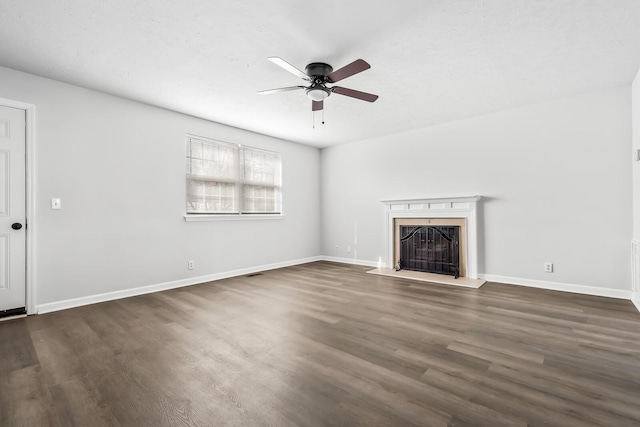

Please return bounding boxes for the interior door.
[0,105,26,314]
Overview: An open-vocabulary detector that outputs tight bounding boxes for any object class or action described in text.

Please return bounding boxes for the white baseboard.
[36,255,636,314]
[36,256,323,314]
[321,256,633,301]
[321,255,386,268]
[478,274,632,300]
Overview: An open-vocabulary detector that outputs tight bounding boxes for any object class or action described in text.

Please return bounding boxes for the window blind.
[186,136,281,214]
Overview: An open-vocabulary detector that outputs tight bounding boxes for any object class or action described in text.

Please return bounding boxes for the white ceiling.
[2,1,640,148]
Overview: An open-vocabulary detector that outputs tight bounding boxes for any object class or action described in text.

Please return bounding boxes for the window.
[186,135,282,215]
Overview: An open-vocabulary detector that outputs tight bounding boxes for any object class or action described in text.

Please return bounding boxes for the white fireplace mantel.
[382,196,481,279]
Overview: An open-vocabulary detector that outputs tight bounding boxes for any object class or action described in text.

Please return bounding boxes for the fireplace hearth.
[398,225,460,278]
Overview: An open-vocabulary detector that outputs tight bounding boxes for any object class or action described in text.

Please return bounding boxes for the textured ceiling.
[1,1,640,147]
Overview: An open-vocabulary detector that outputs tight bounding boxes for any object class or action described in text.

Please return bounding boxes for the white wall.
[0,66,321,309]
[321,87,633,294]
[633,70,640,241]
[632,69,640,309]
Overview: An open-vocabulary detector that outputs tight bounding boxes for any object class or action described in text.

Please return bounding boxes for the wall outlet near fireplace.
[335,245,339,253]
[544,262,553,273]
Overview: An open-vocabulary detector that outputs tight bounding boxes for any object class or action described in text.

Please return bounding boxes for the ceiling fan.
[258,57,379,112]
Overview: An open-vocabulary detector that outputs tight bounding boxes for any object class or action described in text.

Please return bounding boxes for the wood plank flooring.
[1,261,639,426]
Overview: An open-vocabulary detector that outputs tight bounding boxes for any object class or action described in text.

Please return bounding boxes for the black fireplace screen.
[398,226,460,278]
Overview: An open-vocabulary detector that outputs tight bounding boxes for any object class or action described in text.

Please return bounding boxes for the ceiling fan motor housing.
[305,62,333,77]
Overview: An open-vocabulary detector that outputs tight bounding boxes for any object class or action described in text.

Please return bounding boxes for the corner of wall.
[631,67,640,310]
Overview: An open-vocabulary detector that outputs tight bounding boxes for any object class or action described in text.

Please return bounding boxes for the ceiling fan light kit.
[259,56,378,122]
[306,87,330,101]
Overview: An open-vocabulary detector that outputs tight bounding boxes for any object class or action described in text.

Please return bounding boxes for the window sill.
[184,214,285,222]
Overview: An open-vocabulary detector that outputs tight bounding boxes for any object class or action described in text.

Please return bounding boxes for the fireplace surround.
[382,196,481,280]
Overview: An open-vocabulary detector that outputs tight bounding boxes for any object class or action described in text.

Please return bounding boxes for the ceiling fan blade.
[332,86,378,102]
[326,59,371,83]
[258,86,305,95]
[268,57,309,80]
[312,100,323,111]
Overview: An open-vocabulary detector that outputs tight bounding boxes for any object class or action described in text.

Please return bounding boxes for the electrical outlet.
[188,260,195,270]
[51,198,61,209]
[544,262,553,273]
[335,245,339,252]
[347,245,351,253]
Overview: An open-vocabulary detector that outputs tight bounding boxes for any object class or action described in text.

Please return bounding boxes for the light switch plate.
[51,198,61,209]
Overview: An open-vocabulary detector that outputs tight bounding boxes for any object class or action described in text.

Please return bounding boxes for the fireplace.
[398,225,460,278]
[382,196,481,280]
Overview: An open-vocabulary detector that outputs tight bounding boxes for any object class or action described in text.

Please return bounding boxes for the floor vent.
[246,272,263,277]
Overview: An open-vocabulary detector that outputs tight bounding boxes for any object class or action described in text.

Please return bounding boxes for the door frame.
[0,97,36,314]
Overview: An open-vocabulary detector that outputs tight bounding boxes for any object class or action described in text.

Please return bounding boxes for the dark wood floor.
[1,261,639,426]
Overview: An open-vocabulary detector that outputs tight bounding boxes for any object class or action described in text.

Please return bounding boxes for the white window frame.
[184,134,284,221]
